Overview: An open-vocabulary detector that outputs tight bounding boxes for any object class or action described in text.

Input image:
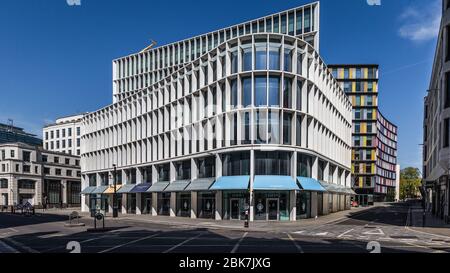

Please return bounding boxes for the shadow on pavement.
[3,225,421,254]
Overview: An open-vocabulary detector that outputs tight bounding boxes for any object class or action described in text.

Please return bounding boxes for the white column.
[151,192,158,216]
[136,167,143,215]
[170,193,176,217]
[310,192,318,218]
[61,180,68,207]
[191,191,197,219]
[81,175,89,212]
[249,149,255,222]
[215,154,222,220]
[290,191,296,221]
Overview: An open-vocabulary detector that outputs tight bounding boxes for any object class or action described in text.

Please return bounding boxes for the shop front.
[185,178,216,219]
[147,181,170,216]
[129,183,152,214]
[91,186,109,213]
[117,184,137,214]
[296,177,326,219]
[254,191,290,221]
[210,176,251,220]
[197,192,215,219]
[164,180,191,217]
[253,176,299,221]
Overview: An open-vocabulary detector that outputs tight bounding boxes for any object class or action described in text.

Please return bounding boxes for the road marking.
[0,240,19,253]
[230,232,248,253]
[99,233,160,253]
[293,231,306,234]
[2,237,39,253]
[337,229,354,238]
[163,233,203,253]
[363,228,385,236]
[287,233,304,253]
[405,226,450,240]
[315,232,329,236]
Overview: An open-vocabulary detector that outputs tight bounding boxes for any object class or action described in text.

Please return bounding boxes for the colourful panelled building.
[328,65,398,205]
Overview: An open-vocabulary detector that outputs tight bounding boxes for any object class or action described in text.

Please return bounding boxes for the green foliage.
[400,167,422,200]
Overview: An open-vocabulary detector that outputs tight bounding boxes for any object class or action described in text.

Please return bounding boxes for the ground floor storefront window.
[296,191,311,219]
[223,191,248,220]
[197,192,215,219]
[44,180,61,206]
[176,192,191,217]
[157,192,171,216]
[126,193,137,214]
[254,191,290,221]
[140,193,152,214]
[67,181,81,205]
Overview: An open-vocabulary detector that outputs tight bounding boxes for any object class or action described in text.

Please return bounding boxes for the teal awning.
[91,186,108,194]
[210,176,250,191]
[253,176,300,191]
[80,186,96,195]
[117,184,137,194]
[147,181,170,193]
[297,177,326,192]
[164,180,191,192]
[320,182,353,194]
[185,178,215,191]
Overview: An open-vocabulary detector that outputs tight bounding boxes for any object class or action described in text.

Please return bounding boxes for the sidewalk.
[34,204,380,233]
[408,205,450,238]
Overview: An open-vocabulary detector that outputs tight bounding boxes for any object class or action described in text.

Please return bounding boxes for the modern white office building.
[43,114,85,156]
[0,142,81,208]
[423,0,450,223]
[81,1,354,221]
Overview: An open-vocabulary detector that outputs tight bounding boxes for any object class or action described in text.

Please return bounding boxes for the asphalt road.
[1,202,450,253]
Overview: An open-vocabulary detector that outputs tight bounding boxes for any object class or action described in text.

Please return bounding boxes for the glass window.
[268,76,280,107]
[266,18,272,33]
[268,43,281,70]
[304,8,311,32]
[284,47,293,72]
[223,152,251,176]
[288,12,295,35]
[296,11,303,35]
[273,16,280,33]
[268,110,280,144]
[283,77,292,108]
[242,77,252,107]
[296,51,303,75]
[281,14,287,34]
[254,76,267,106]
[255,110,267,144]
[242,111,251,144]
[255,151,290,175]
[283,112,292,145]
[231,49,238,74]
[296,80,302,111]
[231,79,238,108]
[241,44,252,71]
[255,41,267,70]
[296,114,302,146]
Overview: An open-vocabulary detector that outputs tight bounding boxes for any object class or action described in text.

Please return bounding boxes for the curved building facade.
[329,64,398,205]
[81,2,354,221]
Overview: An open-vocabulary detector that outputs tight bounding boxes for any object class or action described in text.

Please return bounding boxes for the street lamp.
[112,164,118,218]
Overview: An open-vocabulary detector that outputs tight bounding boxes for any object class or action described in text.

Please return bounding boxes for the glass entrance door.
[230,199,240,220]
[267,198,279,221]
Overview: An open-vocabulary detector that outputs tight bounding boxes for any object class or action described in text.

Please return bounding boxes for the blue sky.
[0,0,440,170]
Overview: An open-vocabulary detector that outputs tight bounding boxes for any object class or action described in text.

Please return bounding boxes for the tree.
[400,167,422,200]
